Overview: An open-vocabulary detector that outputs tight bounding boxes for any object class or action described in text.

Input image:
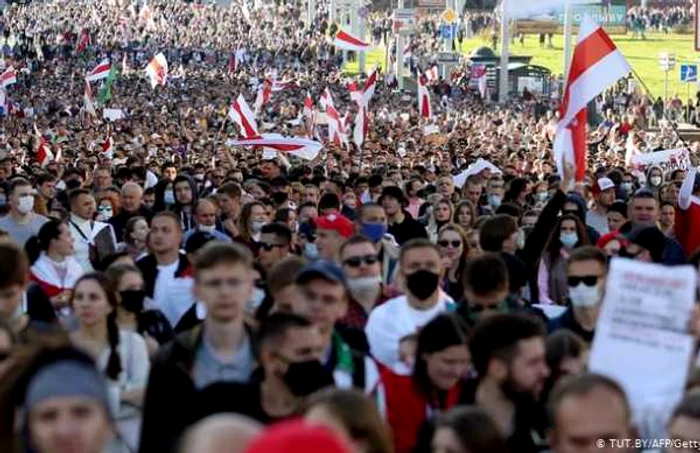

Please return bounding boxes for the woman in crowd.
[105,264,173,357]
[431,406,509,453]
[305,388,393,453]
[96,194,120,222]
[453,200,476,233]
[120,216,149,260]
[377,313,470,453]
[69,273,150,453]
[537,215,590,305]
[426,198,454,242]
[437,224,469,301]
[26,220,84,317]
[235,201,268,250]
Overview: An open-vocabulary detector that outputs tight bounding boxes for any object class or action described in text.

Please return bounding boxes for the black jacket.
[109,205,153,243]
[138,323,259,453]
[388,211,428,245]
[136,252,191,299]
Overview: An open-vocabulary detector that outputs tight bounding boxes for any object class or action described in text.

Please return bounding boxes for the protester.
[68,188,117,272]
[0,178,49,247]
[431,406,509,453]
[339,235,385,329]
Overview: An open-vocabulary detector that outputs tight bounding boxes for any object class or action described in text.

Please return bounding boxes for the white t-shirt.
[365,293,453,374]
[150,261,194,326]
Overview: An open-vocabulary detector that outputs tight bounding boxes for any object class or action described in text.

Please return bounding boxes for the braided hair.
[72,273,122,381]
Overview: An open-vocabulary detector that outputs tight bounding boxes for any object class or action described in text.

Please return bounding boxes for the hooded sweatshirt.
[171,174,199,231]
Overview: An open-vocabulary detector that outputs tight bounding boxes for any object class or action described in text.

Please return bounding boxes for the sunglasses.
[343,254,379,268]
[438,240,462,248]
[568,275,599,287]
[259,242,285,252]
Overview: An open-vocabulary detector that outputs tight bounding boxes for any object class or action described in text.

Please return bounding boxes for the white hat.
[596,177,615,193]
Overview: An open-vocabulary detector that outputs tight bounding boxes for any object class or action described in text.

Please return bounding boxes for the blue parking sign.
[680,64,697,83]
[440,24,455,40]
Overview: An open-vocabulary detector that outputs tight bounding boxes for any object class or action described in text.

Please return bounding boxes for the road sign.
[393,9,416,34]
[659,52,676,72]
[439,24,455,40]
[680,64,698,83]
[441,8,456,24]
[437,52,460,64]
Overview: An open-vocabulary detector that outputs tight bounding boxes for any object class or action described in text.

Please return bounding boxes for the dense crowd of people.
[0,1,699,453]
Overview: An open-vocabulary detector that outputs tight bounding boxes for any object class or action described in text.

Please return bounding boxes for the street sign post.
[392,9,416,34]
[680,64,697,121]
[659,53,677,101]
[439,24,455,40]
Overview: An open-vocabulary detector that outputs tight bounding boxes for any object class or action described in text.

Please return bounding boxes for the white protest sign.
[589,258,696,426]
[102,108,126,121]
[630,148,691,173]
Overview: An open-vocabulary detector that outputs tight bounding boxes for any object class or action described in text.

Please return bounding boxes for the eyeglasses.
[343,254,379,267]
[438,240,462,248]
[567,275,600,287]
[259,242,286,251]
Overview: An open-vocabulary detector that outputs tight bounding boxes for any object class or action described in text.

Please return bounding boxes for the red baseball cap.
[245,421,351,453]
[315,212,354,238]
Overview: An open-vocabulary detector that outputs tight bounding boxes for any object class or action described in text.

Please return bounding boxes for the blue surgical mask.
[488,194,502,208]
[164,191,175,205]
[360,223,387,243]
[560,232,578,248]
[304,242,319,260]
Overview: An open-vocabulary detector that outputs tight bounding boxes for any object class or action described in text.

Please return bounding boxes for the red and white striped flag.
[319,88,334,111]
[76,29,91,55]
[361,66,378,105]
[417,75,432,119]
[102,135,114,159]
[86,59,112,82]
[0,67,16,88]
[425,65,439,82]
[326,104,342,147]
[303,93,316,137]
[254,79,273,113]
[271,79,298,92]
[334,30,370,52]
[229,134,323,161]
[353,106,369,150]
[471,64,487,99]
[348,82,361,106]
[145,53,168,89]
[34,124,53,167]
[229,94,260,139]
[554,17,630,181]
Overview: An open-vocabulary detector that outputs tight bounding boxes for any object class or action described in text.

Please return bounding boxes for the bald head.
[194,199,217,227]
[178,414,263,453]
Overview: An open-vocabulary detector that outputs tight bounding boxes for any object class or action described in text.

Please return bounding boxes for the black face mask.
[120,290,145,314]
[405,270,440,301]
[282,359,334,396]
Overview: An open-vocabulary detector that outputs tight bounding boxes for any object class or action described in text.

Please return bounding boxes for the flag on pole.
[145,53,168,89]
[254,79,272,113]
[229,94,260,139]
[417,75,432,119]
[353,106,369,150]
[553,17,631,181]
[229,134,323,161]
[348,82,361,106]
[326,105,342,147]
[0,67,16,88]
[97,65,118,106]
[361,66,378,105]
[319,88,334,111]
[333,29,371,52]
[86,59,112,82]
[425,65,439,82]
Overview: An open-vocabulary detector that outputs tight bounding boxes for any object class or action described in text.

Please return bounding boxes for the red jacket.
[379,365,462,453]
[676,200,700,257]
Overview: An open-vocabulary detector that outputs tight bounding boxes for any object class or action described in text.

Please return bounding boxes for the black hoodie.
[171,174,198,231]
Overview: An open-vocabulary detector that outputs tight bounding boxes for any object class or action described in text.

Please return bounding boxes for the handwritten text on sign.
[631,148,690,173]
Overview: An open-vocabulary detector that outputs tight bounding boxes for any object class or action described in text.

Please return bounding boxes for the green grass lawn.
[345,32,699,100]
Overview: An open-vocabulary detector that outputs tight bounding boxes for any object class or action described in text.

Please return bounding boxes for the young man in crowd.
[628,189,685,265]
[458,253,511,325]
[137,211,193,327]
[379,186,427,245]
[464,312,550,452]
[67,188,117,272]
[548,246,608,344]
[0,178,49,247]
[586,177,616,235]
[354,203,399,285]
[216,182,243,238]
[339,235,386,330]
[140,242,259,453]
[315,212,354,262]
[365,238,451,372]
[258,223,293,273]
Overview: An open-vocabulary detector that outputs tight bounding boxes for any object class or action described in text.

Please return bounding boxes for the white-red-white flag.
[326,104,342,147]
[554,17,630,181]
[334,30,370,52]
[319,88,334,111]
[471,64,487,99]
[348,82,361,106]
[417,75,432,119]
[34,124,53,167]
[254,79,273,114]
[353,106,369,150]
[145,53,168,89]
[361,66,378,105]
[83,79,96,117]
[229,134,323,161]
[86,59,112,83]
[0,67,16,88]
[229,94,260,139]
[425,65,439,82]
[102,135,114,159]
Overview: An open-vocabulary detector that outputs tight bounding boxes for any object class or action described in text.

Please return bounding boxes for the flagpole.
[630,67,693,152]
[498,0,509,103]
[562,0,573,80]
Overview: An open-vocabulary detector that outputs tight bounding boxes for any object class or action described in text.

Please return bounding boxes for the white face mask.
[17,195,34,214]
[199,224,216,233]
[250,221,265,233]
[244,287,266,315]
[650,176,662,187]
[97,206,113,220]
[569,282,600,308]
[347,276,382,300]
[516,229,526,249]
[164,191,176,205]
[560,232,578,248]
